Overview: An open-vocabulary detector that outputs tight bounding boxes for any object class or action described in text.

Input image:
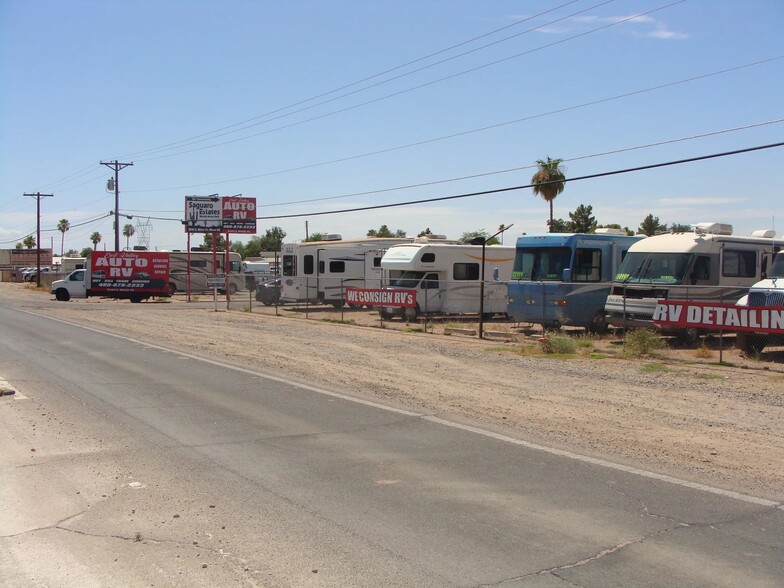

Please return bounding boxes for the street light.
[469,223,514,339]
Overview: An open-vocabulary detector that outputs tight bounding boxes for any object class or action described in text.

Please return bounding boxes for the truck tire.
[55,288,70,302]
[736,332,767,355]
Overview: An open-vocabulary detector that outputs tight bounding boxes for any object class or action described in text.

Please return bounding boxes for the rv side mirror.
[492,268,499,281]
[562,268,572,282]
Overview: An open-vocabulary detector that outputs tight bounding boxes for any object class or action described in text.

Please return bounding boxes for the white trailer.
[605,223,783,342]
[279,237,414,306]
[379,242,515,320]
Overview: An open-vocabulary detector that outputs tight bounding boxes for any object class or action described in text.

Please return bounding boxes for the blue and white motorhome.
[506,230,644,332]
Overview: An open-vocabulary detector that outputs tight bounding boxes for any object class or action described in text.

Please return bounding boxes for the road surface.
[1,305,782,587]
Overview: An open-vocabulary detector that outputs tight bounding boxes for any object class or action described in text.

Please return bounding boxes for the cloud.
[658,197,737,206]
[533,13,687,40]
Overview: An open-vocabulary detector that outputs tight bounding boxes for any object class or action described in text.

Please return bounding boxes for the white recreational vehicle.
[279,236,414,306]
[605,223,783,342]
[379,242,515,320]
[167,250,244,295]
[735,250,784,354]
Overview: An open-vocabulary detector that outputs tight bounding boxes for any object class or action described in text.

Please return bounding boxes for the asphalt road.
[1,304,782,587]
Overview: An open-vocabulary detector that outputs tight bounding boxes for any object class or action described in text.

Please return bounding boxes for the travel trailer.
[507,230,643,332]
[604,223,783,342]
[167,250,244,295]
[280,236,414,306]
[379,242,515,320]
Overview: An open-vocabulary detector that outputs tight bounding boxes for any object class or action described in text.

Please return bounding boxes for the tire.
[588,311,608,334]
[228,283,238,296]
[262,300,273,306]
[129,295,143,303]
[55,288,70,302]
[379,309,395,320]
[331,300,346,309]
[674,327,700,347]
[403,304,420,322]
[736,332,768,355]
[168,282,177,296]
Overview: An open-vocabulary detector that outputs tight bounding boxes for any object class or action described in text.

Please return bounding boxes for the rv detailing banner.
[221,196,257,233]
[90,251,170,294]
[345,287,417,307]
[653,301,784,334]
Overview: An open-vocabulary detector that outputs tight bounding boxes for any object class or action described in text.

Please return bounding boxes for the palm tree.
[531,157,566,232]
[22,235,36,249]
[57,219,70,256]
[90,232,102,250]
[122,224,135,249]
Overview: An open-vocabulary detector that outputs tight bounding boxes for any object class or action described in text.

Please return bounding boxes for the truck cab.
[51,269,88,300]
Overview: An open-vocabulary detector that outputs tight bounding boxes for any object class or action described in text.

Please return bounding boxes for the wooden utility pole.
[100,160,133,251]
[23,192,54,287]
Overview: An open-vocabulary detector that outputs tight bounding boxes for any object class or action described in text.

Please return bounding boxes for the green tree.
[417,227,433,237]
[57,219,70,256]
[90,232,102,250]
[548,218,571,233]
[367,225,406,238]
[80,247,93,257]
[64,249,80,256]
[122,224,135,249]
[568,204,597,234]
[15,242,22,249]
[305,232,325,242]
[202,233,227,250]
[23,235,36,249]
[669,223,692,233]
[459,229,501,245]
[531,157,566,232]
[639,214,667,236]
[259,226,286,251]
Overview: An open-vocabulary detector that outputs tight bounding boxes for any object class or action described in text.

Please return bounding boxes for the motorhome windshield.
[769,253,784,279]
[390,271,425,288]
[512,247,570,281]
[615,252,693,284]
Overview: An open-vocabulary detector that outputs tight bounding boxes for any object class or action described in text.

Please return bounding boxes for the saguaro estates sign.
[653,301,784,334]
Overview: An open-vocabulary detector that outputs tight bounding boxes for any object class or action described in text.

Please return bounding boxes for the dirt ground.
[4,282,784,503]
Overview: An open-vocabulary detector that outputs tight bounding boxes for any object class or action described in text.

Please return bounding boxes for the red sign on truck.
[90,251,170,294]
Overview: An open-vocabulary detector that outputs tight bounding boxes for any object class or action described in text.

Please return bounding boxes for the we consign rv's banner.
[90,251,170,294]
[345,287,417,307]
[653,301,784,334]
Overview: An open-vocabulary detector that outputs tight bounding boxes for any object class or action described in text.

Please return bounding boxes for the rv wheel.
[168,282,177,296]
[736,332,767,355]
[403,305,419,322]
[588,311,608,334]
[675,327,700,347]
[379,309,395,320]
[228,283,238,296]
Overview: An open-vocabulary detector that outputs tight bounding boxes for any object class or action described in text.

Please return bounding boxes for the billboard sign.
[653,300,784,334]
[90,251,170,294]
[222,196,257,233]
[345,287,417,307]
[185,196,222,233]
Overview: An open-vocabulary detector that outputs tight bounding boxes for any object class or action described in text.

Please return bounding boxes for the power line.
[119,0,593,159]
[135,1,682,162]
[117,143,784,224]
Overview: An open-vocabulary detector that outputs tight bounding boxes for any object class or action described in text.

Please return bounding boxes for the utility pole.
[100,160,133,251]
[23,192,54,288]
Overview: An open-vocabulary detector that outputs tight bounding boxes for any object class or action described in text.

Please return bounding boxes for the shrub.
[540,334,578,355]
[623,328,666,358]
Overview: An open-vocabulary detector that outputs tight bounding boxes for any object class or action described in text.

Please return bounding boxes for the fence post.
[341,279,345,322]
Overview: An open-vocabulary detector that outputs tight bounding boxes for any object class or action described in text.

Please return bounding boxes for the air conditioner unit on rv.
[321,234,342,241]
[750,229,776,238]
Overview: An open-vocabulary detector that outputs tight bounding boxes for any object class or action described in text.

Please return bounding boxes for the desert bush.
[623,328,666,358]
[540,333,578,355]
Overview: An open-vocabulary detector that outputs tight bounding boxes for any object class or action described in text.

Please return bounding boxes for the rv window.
[512,247,570,281]
[722,249,756,278]
[191,259,208,269]
[392,271,424,288]
[329,260,346,273]
[230,261,242,272]
[303,255,314,275]
[373,256,382,268]
[453,263,480,280]
[282,255,295,277]
[421,253,435,263]
[573,248,601,282]
[422,273,439,290]
[689,255,712,284]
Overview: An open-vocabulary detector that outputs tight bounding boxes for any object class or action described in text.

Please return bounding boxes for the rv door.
[418,272,443,313]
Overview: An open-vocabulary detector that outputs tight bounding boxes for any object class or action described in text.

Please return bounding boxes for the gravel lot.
[4,282,783,502]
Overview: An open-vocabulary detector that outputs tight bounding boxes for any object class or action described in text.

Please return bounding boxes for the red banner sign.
[221,196,257,233]
[90,251,170,294]
[345,287,417,307]
[653,300,784,334]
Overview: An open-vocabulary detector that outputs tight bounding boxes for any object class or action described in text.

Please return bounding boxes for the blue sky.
[1,0,782,253]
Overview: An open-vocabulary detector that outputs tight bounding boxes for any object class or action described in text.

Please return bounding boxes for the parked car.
[255,277,282,306]
[24,267,52,282]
